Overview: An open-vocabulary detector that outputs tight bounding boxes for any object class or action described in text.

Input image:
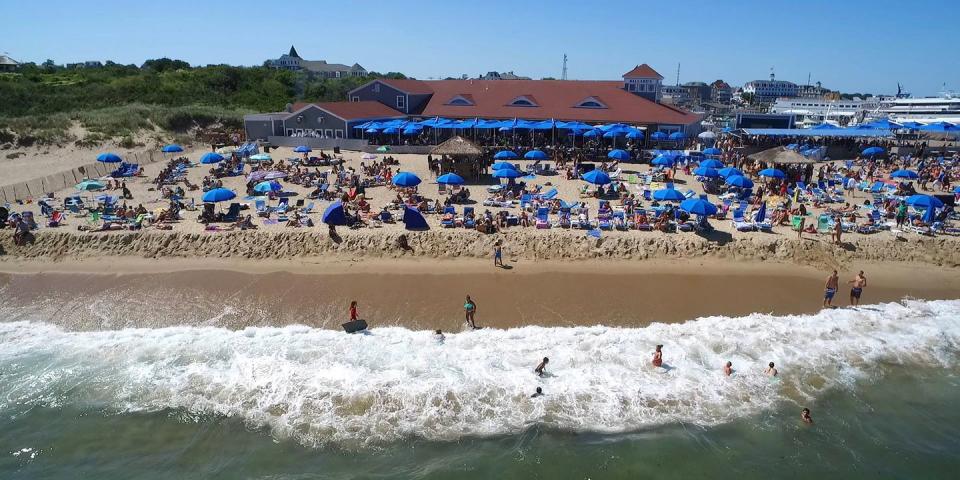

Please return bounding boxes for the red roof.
[623,64,663,79]
[418,80,696,125]
[290,101,405,120]
[377,78,434,95]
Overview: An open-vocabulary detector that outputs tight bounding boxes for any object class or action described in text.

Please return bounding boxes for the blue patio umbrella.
[365,128,379,134]
[581,169,612,185]
[492,161,518,170]
[890,169,919,179]
[651,155,676,167]
[583,129,601,138]
[494,150,518,160]
[392,172,422,187]
[492,168,524,179]
[906,194,944,209]
[702,147,722,156]
[200,152,225,164]
[699,159,724,168]
[437,173,465,185]
[758,168,786,179]
[382,127,399,134]
[402,125,423,135]
[626,129,644,139]
[293,145,312,153]
[862,146,885,156]
[524,150,548,160]
[725,175,754,188]
[602,131,623,138]
[201,188,236,203]
[651,131,668,141]
[680,198,718,216]
[918,122,960,132]
[718,166,744,178]
[669,132,686,140]
[693,166,720,178]
[253,180,282,193]
[607,149,631,161]
[753,201,767,223]
[653,188,686,201]
[322,201,348,226]
[96,152,123,163]
[162,144,183,153]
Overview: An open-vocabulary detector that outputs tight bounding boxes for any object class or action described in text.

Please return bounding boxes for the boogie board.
[341,319,368,333]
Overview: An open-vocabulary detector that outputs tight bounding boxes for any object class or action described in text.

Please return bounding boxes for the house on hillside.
[0,54,19,72]
[267,45,367,79]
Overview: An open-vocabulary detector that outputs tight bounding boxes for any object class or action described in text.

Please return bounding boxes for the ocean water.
[1,300,959,478]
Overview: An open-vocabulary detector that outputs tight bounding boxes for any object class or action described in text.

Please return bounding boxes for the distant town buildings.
[710,80,732,104]
[65,60,104,69]
[478,71,531,80]
[0,54,19,72]
[659,85,688,105]
[681,81,712,104]
[622,64,663,102]
[267,46,367,78]
[798,81,832,98]
[742,72,799,103]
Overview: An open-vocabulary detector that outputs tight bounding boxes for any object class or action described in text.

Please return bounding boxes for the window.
[335,130,344,139]
[396,95,406,110]
[335,71,341,78]
[351,96,360,102]
[325,129,333,138]
[373,83,380,93]
[445,95,474,106]
[317,116,324,123]
[507,95,538,107]
[575,96,608,109]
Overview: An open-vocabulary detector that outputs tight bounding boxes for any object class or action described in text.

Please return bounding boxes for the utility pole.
[676,63,680,86]
[561,54,568,80]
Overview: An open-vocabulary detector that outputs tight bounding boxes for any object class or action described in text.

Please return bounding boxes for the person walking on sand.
[493,241,504,268]
[848,270,867,306]
[464,295,478,329]
[823,270,839,308]
[534,357,549,376]
[652,345,663,368]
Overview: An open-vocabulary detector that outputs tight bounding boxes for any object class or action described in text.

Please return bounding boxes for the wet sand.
[1,258,956,331]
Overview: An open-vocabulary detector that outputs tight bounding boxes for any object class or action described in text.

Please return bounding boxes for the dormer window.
[507,95,538,107]
[445,95,474,106]
[575,96,608,109]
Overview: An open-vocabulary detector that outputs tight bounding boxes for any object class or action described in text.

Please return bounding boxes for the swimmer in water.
[531,387,543,398]
[434,329,445,342]
[766,362,778,377]
[534,357,549,376]
[652,345,663,368]
[723,361,733,376]
[801,408,813,424]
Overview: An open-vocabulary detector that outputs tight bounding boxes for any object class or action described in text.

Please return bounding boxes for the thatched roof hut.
[431,136,483,157]
[748,147,816,165]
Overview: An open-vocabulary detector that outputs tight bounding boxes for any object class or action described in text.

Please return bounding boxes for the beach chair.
[441,206,456,228]
[255,199,269,217]
[536,207,551,229]
[276,197,289,214]
[462,207,476,229]
[539,188,559,201]
[683,189,696,199]
[612,211,628,230]
[223,203,240,223]
[731,209,756,231]
[302,202,315,214]
[816,214,833,234]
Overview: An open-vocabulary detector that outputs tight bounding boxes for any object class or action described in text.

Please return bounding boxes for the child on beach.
[534,357,549,376]
[652,345,663,368]
[464,296,477,329]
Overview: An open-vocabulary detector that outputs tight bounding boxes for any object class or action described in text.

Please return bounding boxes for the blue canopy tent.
[725,175,754,188]
[653,188,686,201]
[201,188,235,203]
[437,173,465,185]
[392,172,422,187]
[200,152,225,164]
[402,206,429,230]
[862,119,902,130]
[811,123,842,130]
[718,166,744,178]
[741,128,894,138]
[322,201,348,226]
[581,169,612,185]
[607,149,631,161]
[918,122,960,134]
[96,152,123,163]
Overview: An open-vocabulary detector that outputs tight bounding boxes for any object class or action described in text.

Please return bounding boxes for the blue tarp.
[741,128,894,138]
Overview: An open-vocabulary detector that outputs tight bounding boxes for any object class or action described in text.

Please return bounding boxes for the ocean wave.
[0,300,958,448]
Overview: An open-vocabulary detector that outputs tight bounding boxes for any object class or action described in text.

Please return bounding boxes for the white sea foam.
[0,300,958,448]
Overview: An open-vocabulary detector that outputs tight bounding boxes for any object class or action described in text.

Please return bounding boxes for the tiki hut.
[431,136,485,179]
[748,147,816,165]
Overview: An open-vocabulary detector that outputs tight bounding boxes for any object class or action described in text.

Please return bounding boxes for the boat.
[876,92,960,124]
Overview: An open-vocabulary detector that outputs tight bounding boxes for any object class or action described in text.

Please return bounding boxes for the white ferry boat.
[877,93,960,124]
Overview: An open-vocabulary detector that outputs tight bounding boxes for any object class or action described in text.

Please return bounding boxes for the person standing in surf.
[848,271,867,306]
[464,295,478,329]
[349,301,359,321]
[801,408,813,424]
[766,362,778,376]
[652,345,663,368]
[824,270,839,308]
[534,357,549,376]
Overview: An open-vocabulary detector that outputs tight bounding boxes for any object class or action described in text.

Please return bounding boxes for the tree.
[740,92,755,105]
[141,58,191,72]
[41,59,57,70]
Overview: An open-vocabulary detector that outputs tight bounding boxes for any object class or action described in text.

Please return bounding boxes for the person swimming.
[531,387,543,398]
[534,357,549,376]
[766,362,778,377]
[434,329,445,342]
[801,408,813,424]
[652,345,663,368]
[723,361,733,376]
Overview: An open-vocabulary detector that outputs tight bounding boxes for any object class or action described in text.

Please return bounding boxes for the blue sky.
[3,0,956,95]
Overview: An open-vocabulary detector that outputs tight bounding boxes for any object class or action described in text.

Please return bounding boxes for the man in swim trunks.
[848,270,867,306]
[464,295,478,329]
[535,357,549,376]
[824,270,839,308]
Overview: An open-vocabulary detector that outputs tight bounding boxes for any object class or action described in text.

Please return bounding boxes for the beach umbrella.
[96,152,123,163]
[725,175,754,188]
[905,194,944,209]
[248,153,272,163]
[76,180,105,191]
[492,161,518,171]
[758,168,786,179]
[437,173,465,185]
[293,145,312,153]
[382,127,399,134]
[524,150,548,160]
[200,152,225,164]
[890,169,919,179]
[653,188,686,201]
[492,168,524,179]
[693,166,720,178]
[161,144,183,153]
[201,188,236,203]
[494,150,518,160]
[607,149,631,161]
[862,146,885,156]
[651,155,676,167]
[581,169,612,185]
[680,198,718,216]
[253,181,282,194]
[392,171,422,187]
[402,125,423,135]
[651,131,668,141]
[365,128,379,134]
[377,146,391,152]
[322,201,348,226]
[753,202,767,223]
[697,131,716,140]
[718,166,744,178]
[626,129,644,139]
[669,132,686,140]
[703,147,722,156]
[699,159,724,168]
